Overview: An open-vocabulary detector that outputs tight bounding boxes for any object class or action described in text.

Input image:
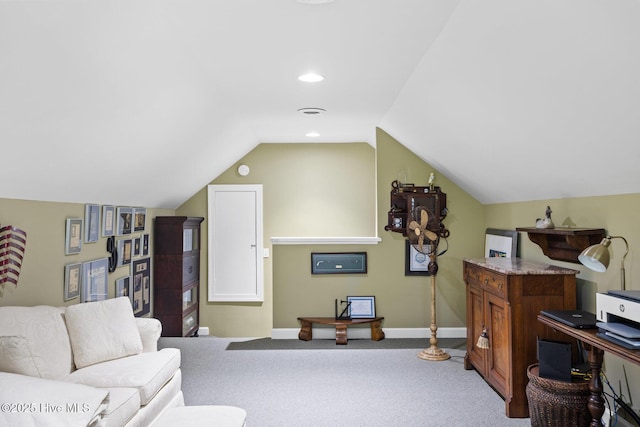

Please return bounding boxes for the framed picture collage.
[63,205,151,316]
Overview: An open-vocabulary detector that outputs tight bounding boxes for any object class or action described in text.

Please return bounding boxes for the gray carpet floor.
[159,336,532,427]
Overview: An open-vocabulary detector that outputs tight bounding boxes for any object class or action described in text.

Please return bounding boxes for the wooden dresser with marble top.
[463,257,579,418]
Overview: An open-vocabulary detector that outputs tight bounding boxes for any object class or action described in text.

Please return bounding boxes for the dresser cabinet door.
[466,283,486,375]
[486,291,510,399]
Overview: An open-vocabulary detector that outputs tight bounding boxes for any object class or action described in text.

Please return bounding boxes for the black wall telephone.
[106,236,118,273]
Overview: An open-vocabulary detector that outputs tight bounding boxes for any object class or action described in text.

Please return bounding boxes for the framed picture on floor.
[485,228,518,258]
[347,296,376,318]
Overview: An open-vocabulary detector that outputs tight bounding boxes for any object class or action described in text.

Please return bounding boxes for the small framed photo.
[116,207,133,236]
[485,228,518,258]
[405,241,431,276]
[133,208,146,232]
[132,257,151,317]
[65,218,83,255]
[141,234,150,256]
[117,239,133,267]
[347,296,376,318]
[133,236,141,257]
[64,263,82,300]
[81,258,109,302]
[115,276,133,304]
[102,205,115,237]
[84,204,100,243]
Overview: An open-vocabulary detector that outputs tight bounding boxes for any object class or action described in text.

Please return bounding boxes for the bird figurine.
[535,206,555,229]
[428,172,435,191]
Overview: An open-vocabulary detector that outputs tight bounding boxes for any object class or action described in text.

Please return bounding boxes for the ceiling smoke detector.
[298,107,326,115]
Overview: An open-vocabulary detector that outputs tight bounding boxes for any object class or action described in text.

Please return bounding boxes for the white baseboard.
[271,327,467,340]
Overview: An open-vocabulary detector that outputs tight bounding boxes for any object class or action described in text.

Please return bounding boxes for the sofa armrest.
[135,317,162,352]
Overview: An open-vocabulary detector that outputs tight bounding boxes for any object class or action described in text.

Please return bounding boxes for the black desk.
[537,314,640,427]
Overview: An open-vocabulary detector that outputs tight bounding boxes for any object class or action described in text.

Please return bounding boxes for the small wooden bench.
[297,316,385,345]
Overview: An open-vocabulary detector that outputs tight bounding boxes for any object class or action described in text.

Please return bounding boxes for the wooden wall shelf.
[515,227,606,264]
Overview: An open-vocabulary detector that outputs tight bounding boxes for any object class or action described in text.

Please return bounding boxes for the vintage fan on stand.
[408,206,450,361]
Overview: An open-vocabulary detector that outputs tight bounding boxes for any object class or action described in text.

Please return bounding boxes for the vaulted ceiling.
[2,1,639,208]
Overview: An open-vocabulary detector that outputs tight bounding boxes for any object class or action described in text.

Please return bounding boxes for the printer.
[595,290,640,349]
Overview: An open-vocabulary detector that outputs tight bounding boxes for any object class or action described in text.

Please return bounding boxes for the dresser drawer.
[182,254,199,285]
[480,269,506,297]
[464,264,482,286]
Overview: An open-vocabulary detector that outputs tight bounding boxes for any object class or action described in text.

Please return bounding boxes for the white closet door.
[207,185,263,302]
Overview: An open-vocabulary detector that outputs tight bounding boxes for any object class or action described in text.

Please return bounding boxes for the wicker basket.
[526,364,591,427]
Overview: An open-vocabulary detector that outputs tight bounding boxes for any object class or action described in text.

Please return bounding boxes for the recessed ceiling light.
[306,132,320,138]
[298,73,325,83]
[298,107,326,115]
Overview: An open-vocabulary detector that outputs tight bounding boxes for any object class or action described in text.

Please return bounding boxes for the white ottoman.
[152,405,247,427]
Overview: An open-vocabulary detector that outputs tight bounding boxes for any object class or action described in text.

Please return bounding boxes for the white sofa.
[0,297,184,426]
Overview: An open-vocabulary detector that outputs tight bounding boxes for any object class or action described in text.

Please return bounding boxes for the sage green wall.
[374,129,485,328]
[176,142,377,337]
[0,197,173,307]
[484,195,640,310]
[484,194,640,408]
[177,130,484,334]
[274,129,485,329]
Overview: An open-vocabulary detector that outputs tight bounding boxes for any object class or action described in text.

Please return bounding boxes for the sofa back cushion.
[65,297,143,368]
[0,306,74,380]
[0,336,41,377]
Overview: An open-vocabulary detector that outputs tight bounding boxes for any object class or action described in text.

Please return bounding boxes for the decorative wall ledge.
[270,237,382,245]
[515,227,605,264]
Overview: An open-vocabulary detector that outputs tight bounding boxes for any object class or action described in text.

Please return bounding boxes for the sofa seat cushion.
[0,372,109,427]
[67,348,180,405]
[123,370,183,427]
[65,297,143,368]
[0,306,73,379]
[102,387,140,427]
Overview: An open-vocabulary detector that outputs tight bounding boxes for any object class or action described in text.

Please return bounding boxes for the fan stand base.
[418,344,450,361]
[418,323,450,361]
